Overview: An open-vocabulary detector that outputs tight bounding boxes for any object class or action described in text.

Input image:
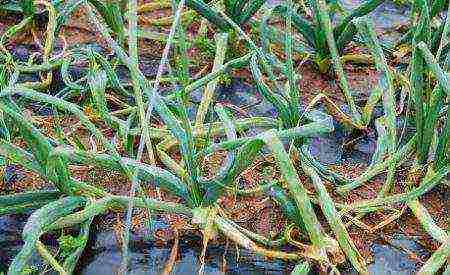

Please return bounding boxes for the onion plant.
[0,79,329,273]
[201,7,371,272]
[0,1,333,273]
[266,0,386,73]
[397,0,450,53]
[335,8,449,190]
[338,13,449,273]
[258,0,395,129]
[184,0,268,30]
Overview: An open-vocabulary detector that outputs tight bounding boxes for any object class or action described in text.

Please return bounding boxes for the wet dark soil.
[0,212,433,274]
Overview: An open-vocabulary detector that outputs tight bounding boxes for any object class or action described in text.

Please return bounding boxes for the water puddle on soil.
[80,233,429,274]
[0,214,52,272]
[79,230,292,275]
[1,214,428,274]
[343,234,429,275]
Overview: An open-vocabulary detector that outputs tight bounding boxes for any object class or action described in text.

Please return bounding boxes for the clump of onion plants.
[0,0,338,273]
[184,0,268,30]
[333,12,449,274]
[264,0,385,73]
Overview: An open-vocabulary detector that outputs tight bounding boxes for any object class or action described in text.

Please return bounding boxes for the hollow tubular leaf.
[8,197,86,274]
[301,160,368,274]
[260,130,329,263]
[0,191,61,215]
